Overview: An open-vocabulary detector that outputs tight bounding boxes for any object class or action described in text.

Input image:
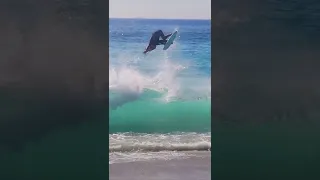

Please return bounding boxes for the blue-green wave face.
[109,52,211,134]
[110,90,211,133]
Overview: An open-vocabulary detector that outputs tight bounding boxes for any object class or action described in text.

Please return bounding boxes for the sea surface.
[109,18,211,164]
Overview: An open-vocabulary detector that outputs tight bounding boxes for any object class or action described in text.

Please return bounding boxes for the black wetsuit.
[149,30,171,46]
[144,30,172,54]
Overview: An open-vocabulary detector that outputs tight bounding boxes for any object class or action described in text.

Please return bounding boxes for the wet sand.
[109,152,211,180]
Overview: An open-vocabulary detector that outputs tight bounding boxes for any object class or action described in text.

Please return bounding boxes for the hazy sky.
[110,0,211,19]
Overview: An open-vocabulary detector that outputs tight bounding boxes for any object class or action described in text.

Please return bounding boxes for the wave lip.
[110,133,211,152]
[110,141,211,152]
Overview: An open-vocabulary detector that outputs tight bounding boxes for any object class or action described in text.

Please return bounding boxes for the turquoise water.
[109,19,211,132]
[109,18,211,163]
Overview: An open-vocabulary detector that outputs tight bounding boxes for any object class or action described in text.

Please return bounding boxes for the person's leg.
[153,30,163,39]
[153,30,172,42]
[158,40,167,45]
[155,30,171,40]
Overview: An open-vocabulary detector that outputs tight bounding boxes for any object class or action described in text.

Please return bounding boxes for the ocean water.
[109,18,211,164]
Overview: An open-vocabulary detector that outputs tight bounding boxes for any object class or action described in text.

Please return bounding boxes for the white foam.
[109,151,190,164]
[110,141,211,152]
[109,132,211,164]
[109,48,210,108]
[109,132,211,152]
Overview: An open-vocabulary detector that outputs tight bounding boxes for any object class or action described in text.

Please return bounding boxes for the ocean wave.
[110,141,211,152]
[109,133,211,152]
[109,99,210,133]
[109,54,210,133]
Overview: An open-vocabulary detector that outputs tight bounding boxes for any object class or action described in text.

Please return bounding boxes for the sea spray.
[109,60,210,133]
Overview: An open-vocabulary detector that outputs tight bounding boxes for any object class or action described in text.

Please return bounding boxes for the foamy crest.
[110,141,211,152]
[109,132,211,164]
[109,66,148,94]
[109,56,187,105]
[109,132,211,152]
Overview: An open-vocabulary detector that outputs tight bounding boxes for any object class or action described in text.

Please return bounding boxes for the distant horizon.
[109,17,211,21]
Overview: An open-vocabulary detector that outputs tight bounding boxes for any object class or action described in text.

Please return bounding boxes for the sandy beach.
[109,152,211,180]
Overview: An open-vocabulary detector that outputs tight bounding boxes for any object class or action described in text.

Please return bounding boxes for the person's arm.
[163,33,172,39]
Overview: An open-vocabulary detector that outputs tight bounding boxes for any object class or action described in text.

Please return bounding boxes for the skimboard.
[163,30,178,50]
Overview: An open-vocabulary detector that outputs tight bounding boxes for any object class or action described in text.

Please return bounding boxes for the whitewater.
[109,18,211,164]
